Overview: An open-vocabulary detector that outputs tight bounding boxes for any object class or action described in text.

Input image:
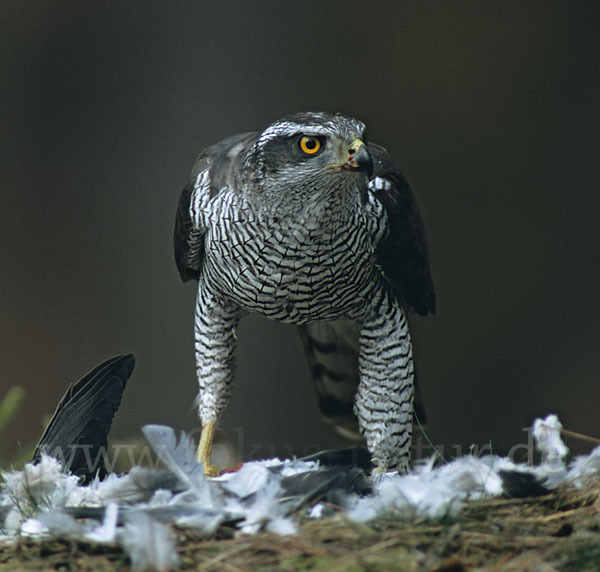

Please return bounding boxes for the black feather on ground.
[499,469,551,498]
[299,447,373,472]
[32,354,135,483]
[280,466,372,510]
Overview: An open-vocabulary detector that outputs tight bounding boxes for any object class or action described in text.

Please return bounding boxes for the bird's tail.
[298,321,426,442]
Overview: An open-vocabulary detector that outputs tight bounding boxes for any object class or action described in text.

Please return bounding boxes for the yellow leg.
[197,421,220,476]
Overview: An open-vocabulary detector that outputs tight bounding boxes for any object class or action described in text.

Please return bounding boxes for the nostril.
[348,147,356,155]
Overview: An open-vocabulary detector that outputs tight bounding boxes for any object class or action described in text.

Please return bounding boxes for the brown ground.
[1,479,599,571]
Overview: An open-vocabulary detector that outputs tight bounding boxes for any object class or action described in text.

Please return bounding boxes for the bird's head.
[243,112,372,207]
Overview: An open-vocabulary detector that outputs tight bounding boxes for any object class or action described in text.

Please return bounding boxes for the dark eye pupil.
[305,138,316,149]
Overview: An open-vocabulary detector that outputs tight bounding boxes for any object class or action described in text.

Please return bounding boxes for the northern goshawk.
[174,112,435,474]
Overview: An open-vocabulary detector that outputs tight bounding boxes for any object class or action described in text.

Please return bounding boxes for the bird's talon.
[204,463,221,477]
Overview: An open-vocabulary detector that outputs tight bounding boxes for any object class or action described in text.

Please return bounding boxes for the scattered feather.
[169,504,223,536]
[567,445,600,486]
[95,467,179,504]
[266,515,297,535]
[239,480,286,535]
[32,354,134,483]
[36,510,83,537]
[121,511,179,572]
[141,425,207,497]
[300,447,373,471]
[277,459,320,477]
[2,509,22,535]
[218,461,270,498]
[499,470,551,498]
[533,414,569,463]
[281,466,372,510]
[19,518,49,537]
[3,412,600,558]
[85,502,119,543]
[2,455,68,508]
[308,502,325,518]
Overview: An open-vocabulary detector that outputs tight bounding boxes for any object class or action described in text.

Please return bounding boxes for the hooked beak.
[328,137,373,177]
[346,138,373,176]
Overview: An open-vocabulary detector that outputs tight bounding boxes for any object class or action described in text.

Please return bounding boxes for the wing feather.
[173,132,258,282]
[32,354,134,482]
[367,143,436,316]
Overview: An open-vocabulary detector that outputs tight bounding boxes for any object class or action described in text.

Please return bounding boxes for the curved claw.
[203,463,221,477]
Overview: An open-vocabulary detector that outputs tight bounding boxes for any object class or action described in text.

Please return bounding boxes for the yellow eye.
[299,136,322,155]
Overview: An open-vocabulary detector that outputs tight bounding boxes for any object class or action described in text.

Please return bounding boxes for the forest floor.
[1,478,599,572]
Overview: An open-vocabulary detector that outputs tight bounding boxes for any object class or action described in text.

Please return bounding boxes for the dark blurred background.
[2,1,599,465]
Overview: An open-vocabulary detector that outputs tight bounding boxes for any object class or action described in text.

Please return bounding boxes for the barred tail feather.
[298,320,427,445]
[298,320,362,441]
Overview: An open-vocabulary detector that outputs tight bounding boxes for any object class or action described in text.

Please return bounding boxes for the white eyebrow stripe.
[259,121,336,141]
[256,115,366,148]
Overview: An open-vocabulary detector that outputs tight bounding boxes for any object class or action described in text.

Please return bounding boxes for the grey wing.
[174,131,259,282]
[174,152,209,282]
[367,142,436,316]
